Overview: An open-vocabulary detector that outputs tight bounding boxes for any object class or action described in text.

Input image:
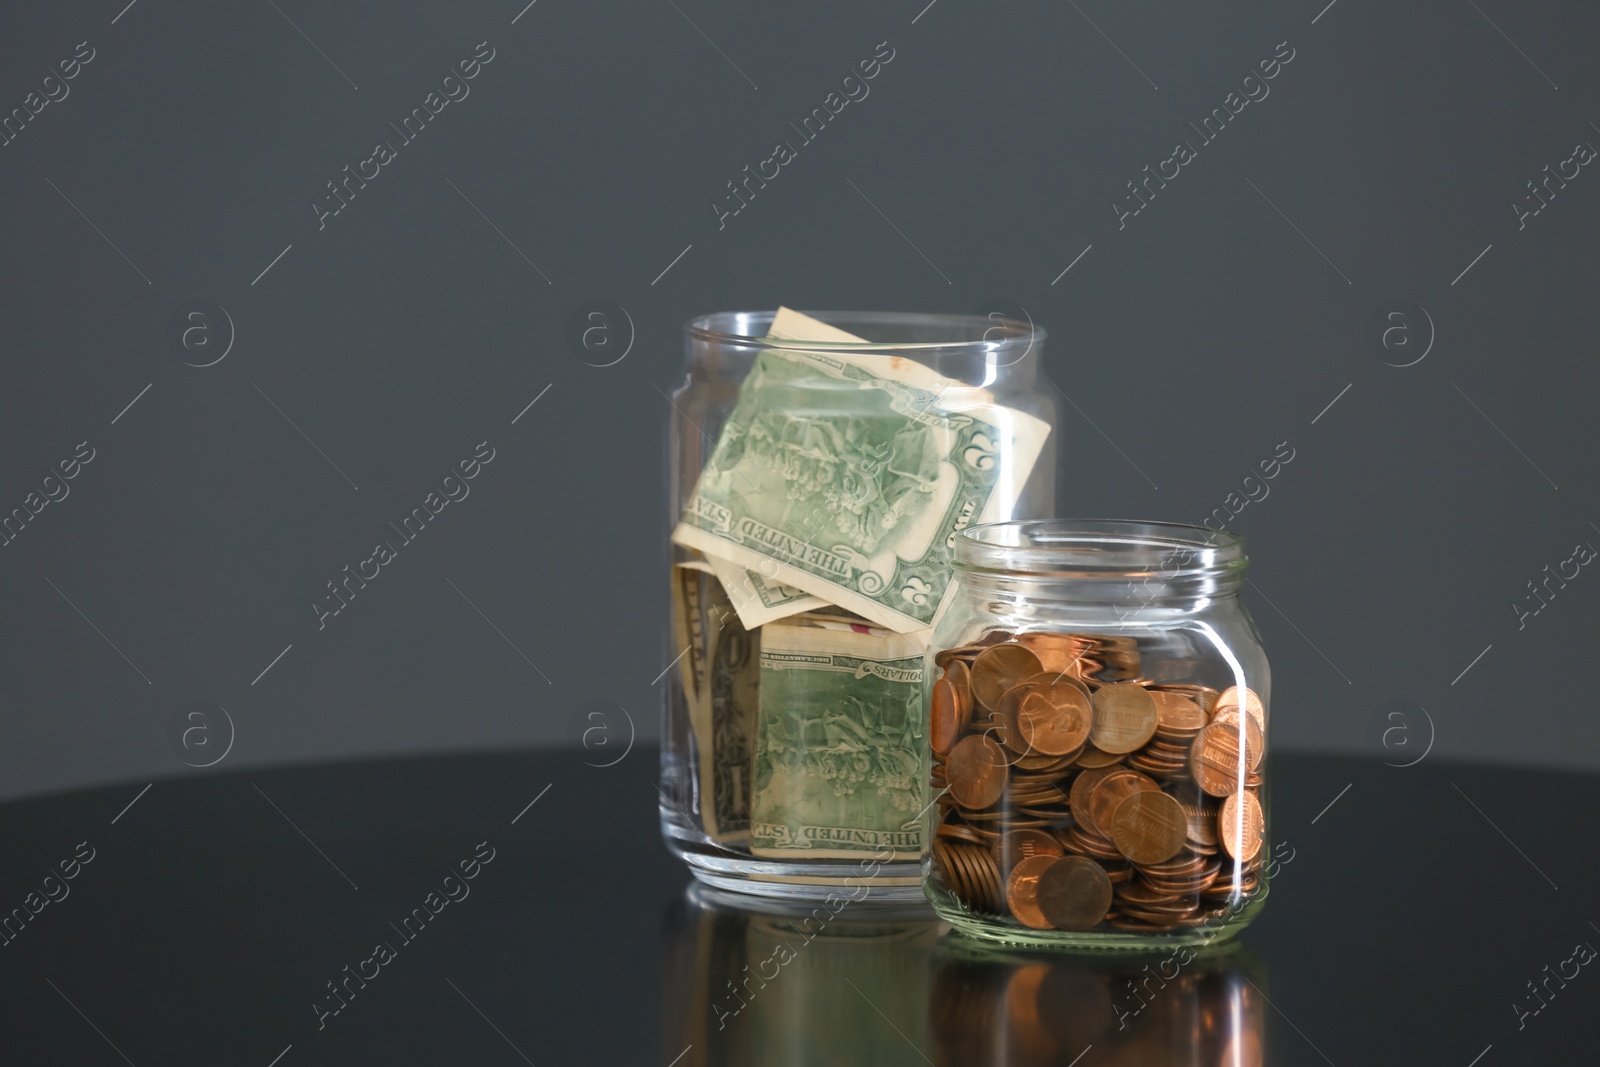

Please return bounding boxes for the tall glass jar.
[661,311,1058,901]
[924,520,1271,946]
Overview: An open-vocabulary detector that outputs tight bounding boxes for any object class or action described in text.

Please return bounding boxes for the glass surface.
[925,519,1271,947]
[661,311,1058,901]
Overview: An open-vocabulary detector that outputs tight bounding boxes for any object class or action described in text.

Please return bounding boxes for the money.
[928,629,1269,934]
[749,620,927,860]
[672,309,1051,634]
[671,562,760,841]
[706,552,829,629]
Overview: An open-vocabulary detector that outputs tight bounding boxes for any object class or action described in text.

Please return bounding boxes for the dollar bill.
[672,309,1050,634]
[749,621,927,860]
[671,562,759,841]
[707,551,828,630]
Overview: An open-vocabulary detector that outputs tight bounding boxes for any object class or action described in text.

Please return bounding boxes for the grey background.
[1,0,1595,803]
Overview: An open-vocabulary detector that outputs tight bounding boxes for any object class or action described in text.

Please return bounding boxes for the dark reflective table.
[0,749,1591,1065]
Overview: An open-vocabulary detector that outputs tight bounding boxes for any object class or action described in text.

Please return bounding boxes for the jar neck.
[955,568,1244,619]
[952,519,1249,620]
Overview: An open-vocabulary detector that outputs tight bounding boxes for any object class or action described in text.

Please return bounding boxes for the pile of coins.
[929,631,1266,934]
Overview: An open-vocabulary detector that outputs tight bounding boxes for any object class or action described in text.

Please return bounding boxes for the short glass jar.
[661,311,1058,901]
[924,520,1271,946]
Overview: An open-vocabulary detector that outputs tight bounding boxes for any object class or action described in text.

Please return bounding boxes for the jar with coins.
[924,520,1270,946]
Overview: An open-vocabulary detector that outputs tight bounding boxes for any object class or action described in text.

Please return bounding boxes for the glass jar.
[661,310,1058,901]
[924,520,1270,946]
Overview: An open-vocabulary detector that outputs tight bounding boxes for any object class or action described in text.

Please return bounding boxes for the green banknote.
[707,551,827,629]
[749,622,927,860]
[672,562,759,841]
[672,310,1049,634]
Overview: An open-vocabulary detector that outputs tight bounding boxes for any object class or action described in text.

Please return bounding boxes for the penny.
[931,678,962,756]
[1180,798,1219,847]
[1089,683,1160,753]
[1006,854,1060,929]
[1209,710,1266,769]
[1150,690,1207,733]
[1016,685,1093,756]
[1069,766,1119,830]
[999,828,1065,872]
[1109,791,1188,866]
[1215,686,1265,729]
[944,659,974,720]
[937,821,985,846]
[947,734,1009,809]
[995,681,1042,755]
[1219,790,1264,863]
[1088,769,1158,838]
[1075,745,1123,768]
[971,643,1044,711]
[1189,722,1259,797]
[1035,855,1113,931]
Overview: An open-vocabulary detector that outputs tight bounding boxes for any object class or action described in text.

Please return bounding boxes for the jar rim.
[684,309,1044,356]
[955,519,1246,578]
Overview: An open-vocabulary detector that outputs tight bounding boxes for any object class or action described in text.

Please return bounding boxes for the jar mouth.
[956,519,1246,579]
[684,309,1043,360]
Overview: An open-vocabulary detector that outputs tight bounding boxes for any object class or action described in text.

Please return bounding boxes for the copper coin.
[1088,769,1158,837]
[946,734,1009,809]
[995,681,1041,755]
[1150,690,1207,733]
[1219,790,1264,863]
[1035,855,1113,931]
[930,678,962,756]
[944,658,974,720]
[1210,709,1267,769]
[971,644,1043,710]
[1189,722,1259,797]
[1215,686,1265,728]
[1069,766,1119,829]
[1109,790,1188,866]
[1015,684,1094,756]
[1075,746,1123,768]
[975,630,1017,647]
[1005,854,1060,929]
[1089,684,1160,753]
[999,828,1065,872]
[1180,798,1219,846]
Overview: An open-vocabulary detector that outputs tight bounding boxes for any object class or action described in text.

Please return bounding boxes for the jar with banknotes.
[662,309,1058,900]
[924,519,1271,945]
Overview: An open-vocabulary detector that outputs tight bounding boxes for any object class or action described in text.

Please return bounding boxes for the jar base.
[664,818,927,903]
[933,887,1267,951]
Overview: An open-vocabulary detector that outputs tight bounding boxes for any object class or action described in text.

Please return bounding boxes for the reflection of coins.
[1089,684,1159,753]
[1219,791,1264,862]
[165,699,235,768]
[967,300,1039,368]
[1365,699,1434,768]
[166,300,235,367]
[1365,299,1434,367]
[565,300,634,367]
[1035,855,1113,931]
[569,698,635,767]
[947,734,1008,809]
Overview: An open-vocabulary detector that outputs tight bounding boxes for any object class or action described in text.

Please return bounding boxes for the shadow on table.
[660,883,1267,1066]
